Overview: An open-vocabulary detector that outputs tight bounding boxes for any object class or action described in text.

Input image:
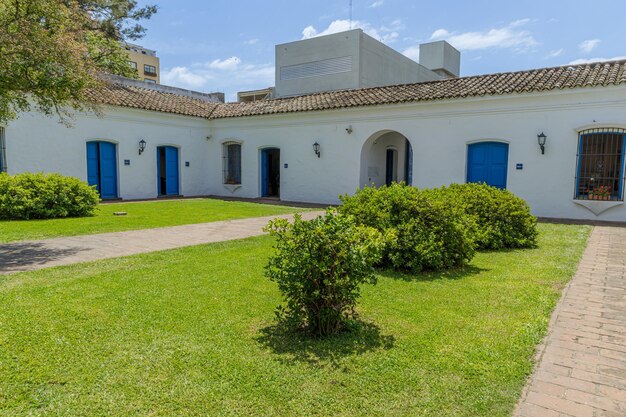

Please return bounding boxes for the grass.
[0,198,305,243]
[0,224,590,416]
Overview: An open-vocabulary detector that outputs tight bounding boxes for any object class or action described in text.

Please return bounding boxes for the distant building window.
[0,127,6,172]
[144,64,157,76]
[223,142,242,185]
[128,61,137,70]
[144,78,157,84]
[575,128,626,201]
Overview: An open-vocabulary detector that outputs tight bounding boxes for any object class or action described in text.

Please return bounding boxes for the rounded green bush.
[264,210,384,337]
[420,183,538,250]
[0,172,99,220]
[339,183,475,272]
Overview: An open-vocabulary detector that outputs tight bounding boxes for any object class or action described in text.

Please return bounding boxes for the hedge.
[0,172,99,220]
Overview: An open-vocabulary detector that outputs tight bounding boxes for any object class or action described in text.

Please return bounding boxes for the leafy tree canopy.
[0,0,157,124]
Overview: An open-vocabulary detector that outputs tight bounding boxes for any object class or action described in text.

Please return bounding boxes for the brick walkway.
[515,226,626,417]
[0,211,323,274]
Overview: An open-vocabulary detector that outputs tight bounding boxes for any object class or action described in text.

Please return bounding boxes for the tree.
[0,0,157,124]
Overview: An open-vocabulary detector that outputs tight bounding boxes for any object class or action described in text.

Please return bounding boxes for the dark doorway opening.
[261,148,280,198]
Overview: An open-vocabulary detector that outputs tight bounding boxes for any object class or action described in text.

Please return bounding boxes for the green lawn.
[0,198,304,243]
[0,224,590,416]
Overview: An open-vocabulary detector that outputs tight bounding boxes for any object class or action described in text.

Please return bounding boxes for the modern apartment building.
[125,43,160,84]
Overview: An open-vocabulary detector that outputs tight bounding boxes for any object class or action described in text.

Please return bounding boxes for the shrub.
[339,183,475,272]
[0,172,99,220]
[264,210,385,337]
[420,183,538,250]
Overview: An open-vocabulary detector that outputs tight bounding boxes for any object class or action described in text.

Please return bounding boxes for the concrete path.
[0,211,323,274]
[515,226,626,417]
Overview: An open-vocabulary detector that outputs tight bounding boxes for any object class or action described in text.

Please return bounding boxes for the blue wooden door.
[467,142,509,189]
[98,142,118,199]
[157,146,179,196]
[86,141,117,199]
[164,146,179,195]
[86,142,100,193]
[261,149,269,197]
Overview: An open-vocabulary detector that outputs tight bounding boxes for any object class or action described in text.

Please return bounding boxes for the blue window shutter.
[467,142,509,189]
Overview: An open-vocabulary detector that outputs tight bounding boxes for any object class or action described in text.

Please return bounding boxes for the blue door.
[261,149,269,197]
[157,146,179,195]
[467,142,509,189]
[86,141,118,199]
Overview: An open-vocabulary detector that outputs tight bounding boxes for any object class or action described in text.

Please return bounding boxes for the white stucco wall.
[209,85,626,222]
[4,85,626,222]
[5,107,211,200]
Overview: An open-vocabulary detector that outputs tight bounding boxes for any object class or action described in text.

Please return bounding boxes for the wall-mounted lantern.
[138,139,147,155]
[345,125,353,134]
[537,132,547,155]
[313,142,321,158]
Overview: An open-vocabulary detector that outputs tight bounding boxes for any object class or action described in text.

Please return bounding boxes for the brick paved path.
[0,211,323,274]
[515,226,626,417]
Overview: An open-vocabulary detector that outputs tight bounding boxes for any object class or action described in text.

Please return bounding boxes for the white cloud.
[402,45,420,61]
[244,38,259,45]
[368,0,384,8]
[567,56,626,65]
[579,39,600,53]
[208,56,241,70]
[161,67,209,89]
[428,19,538,51]
[301,19,402,43]
[546,48,564,58]
[161,57,275,102]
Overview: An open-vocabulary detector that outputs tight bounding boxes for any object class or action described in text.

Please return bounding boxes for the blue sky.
[136,0,626,101]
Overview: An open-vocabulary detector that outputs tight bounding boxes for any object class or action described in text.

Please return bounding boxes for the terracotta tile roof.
[210,60,626,119]
[89,60,626,120]
[85,82,220,118]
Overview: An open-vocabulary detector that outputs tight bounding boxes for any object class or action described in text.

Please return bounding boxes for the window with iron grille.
[222,142,242,185]
[0,127,6,173]
[575,128,626,201]
[144,64,157,76]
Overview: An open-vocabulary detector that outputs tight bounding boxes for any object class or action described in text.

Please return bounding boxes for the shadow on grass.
[378,264,487,282]
[256,320,395,369]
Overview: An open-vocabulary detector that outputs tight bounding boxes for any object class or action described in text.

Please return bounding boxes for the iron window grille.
[222,142,242,185]
[0,127,6,173]
[575,128,626,201]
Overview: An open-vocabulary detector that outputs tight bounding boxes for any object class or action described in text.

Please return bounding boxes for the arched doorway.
[360,131,413,188]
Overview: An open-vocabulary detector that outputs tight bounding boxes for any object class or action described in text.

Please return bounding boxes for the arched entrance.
[360,130,413,188]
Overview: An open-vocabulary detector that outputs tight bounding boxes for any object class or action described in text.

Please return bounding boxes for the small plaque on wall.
[516,163,523,170]
[124,160,131,166]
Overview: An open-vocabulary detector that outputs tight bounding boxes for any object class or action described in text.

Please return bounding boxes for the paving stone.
[0,211,324,274]
[514,226,626,417]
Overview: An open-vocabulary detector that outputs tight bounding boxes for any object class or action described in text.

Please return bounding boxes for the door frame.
[156,145,181,196]
[260,147,280,198]
[86,139,119,199]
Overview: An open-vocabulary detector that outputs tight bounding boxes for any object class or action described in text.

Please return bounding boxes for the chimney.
[419,40,460,79]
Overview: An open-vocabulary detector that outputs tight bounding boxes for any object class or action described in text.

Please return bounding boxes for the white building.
[2,29,626,222]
